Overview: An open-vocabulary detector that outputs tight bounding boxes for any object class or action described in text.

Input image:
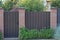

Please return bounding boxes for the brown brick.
[50,8,57,29]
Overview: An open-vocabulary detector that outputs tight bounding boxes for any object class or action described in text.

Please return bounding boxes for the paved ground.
[4,38,56,40]
[4,38,18,40]
[4,38,57,40]
[27,39,56,40]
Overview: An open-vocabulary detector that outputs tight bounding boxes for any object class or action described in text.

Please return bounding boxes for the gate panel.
[57,8,60,26]
[4,11,19,38]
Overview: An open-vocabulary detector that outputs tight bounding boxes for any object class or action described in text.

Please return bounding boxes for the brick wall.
[50,8,57,29]
[18,8,25,28]
[10,8,25,28]
[0,8,4,39]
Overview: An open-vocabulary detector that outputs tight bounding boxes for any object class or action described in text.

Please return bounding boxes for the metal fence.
[25,11,50,30]
[4,11,19,38]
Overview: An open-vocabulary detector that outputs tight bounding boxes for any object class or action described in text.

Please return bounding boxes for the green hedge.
[2,1,13,11]
[0,32,2,40]
[51,0,60,8]
[19,28,53,40]
[17,0,44,11]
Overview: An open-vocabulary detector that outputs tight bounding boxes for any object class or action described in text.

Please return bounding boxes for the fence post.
[18,8,25,28]
[50,8,57,30]
[0,8,4,39]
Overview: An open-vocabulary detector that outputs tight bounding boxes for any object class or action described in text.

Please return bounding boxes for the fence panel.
[25,11,50,29]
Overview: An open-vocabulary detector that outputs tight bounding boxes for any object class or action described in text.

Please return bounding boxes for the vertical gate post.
[18,8,25,28]
[50,8,57,29]
[0,8,4,39]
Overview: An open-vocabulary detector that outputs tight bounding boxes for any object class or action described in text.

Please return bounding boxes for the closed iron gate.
[4,11,19,38]
[57,8,60,26]
[25,11,50,29]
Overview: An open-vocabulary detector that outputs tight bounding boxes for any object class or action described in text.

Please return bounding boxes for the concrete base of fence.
[28,39,56,40]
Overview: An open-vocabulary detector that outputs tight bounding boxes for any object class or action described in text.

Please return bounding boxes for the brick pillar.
[50,8,57,29]
[18,8,25,28]
[0,8,4,39]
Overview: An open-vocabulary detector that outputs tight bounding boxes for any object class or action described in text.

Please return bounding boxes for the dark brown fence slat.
[4,11,19,38]
[25,11,50,30]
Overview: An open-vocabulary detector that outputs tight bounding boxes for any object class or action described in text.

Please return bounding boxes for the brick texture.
[0,8,4,39]
[50,8,57,29]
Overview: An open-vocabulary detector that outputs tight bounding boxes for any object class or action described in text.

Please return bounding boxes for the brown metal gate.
[4,11,19,38]
[25,11,50,29]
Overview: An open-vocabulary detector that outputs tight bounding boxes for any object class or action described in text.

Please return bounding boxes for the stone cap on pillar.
[51,7,57,10]
[17,7,25,9]
[51,7,57,13]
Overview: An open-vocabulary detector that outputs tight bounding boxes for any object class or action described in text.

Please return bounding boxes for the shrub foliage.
[19,27,53,40]
[2,1,13,11]
[17,0,44,11]
[51,0,60,8]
